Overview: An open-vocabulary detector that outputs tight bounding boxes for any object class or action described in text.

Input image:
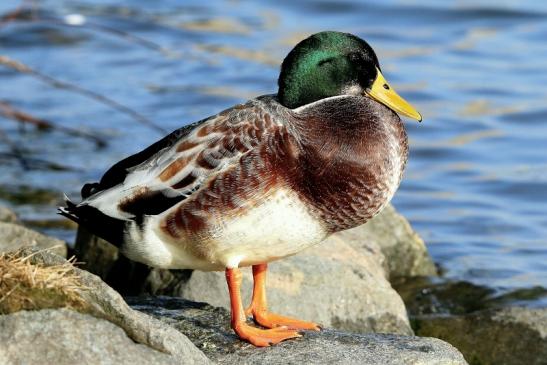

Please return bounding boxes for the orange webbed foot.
[245,263,321,331]
[248,307,321,331]
[226,266,302,347]
[233,322,301,347]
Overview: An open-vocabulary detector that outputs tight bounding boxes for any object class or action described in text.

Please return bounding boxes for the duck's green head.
[278,31,421,121]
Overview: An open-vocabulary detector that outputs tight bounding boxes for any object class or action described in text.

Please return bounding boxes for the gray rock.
[363,204,437,278]
[413,306,547,365]
[12,248,211,364]
[0,221,66,257]
[0,309,187,365]
[179,232,413,335]
[0,206,17,223]
[130,296,468,365]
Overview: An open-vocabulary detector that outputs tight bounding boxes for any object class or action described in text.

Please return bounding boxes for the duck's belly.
[123,189,328,271]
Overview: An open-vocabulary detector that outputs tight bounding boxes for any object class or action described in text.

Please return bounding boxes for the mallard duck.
[60,31,421,347]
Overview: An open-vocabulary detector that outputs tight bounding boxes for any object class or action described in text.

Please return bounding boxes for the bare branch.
[0,100,107,147]
[0,55,166,134]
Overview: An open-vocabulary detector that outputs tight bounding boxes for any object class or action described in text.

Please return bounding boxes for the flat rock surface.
[0,309,185,365]
[129,296,468,365]
[414,306,547,365]
[0,221,66,257]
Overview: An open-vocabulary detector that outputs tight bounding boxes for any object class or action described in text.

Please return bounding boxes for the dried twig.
[0,101,50,130]
[0,55,166,134]
[0,100,107,147]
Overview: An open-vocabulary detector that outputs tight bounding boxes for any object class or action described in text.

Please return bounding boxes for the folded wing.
[81,101,280,222]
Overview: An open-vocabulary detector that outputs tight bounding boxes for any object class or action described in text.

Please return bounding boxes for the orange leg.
[225,267,301,347]
[244,263,321,331]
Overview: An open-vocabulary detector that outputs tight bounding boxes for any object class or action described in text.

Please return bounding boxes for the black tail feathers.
[58,197,81,224]
[58,197,125,247]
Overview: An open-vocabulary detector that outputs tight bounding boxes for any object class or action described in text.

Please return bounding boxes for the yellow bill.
[365,68,422,122]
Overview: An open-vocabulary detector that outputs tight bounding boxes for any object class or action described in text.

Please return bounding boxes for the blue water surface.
[0,0,546,294]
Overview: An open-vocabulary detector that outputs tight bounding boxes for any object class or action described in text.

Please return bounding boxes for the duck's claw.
[250,309,321,331]
[233,322,301,347]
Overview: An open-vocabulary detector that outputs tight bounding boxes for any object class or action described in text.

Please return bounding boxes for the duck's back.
[81,97,284,222]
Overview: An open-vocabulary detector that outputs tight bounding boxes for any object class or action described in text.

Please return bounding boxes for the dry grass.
[0,248,88,314]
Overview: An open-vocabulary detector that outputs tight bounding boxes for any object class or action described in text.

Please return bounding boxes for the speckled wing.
[82,101,283,221]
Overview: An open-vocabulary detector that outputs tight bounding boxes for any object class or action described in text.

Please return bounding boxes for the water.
[1,0,546,301]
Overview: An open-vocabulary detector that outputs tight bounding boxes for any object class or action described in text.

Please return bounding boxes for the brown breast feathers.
[286,96,408,232]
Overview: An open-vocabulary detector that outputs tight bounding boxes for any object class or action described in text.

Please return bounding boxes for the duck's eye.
[383,84,390,90]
